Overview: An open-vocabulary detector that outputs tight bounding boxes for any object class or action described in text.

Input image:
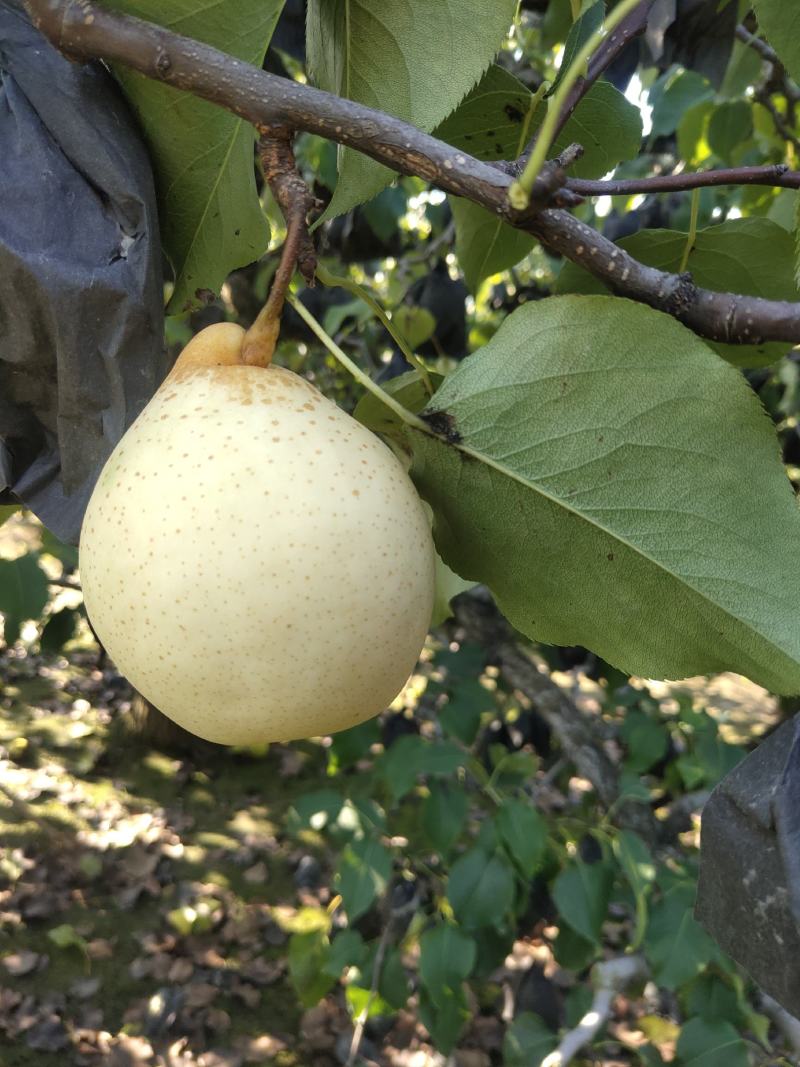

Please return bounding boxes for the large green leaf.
[307,0,517,220]
[105,1,281,313]
[557,219,799,367]
[405,295,800,693]
[441,67,641,290]
[752,1,800,83]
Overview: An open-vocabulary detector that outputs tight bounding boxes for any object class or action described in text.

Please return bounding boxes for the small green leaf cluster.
[281,638,764,1061]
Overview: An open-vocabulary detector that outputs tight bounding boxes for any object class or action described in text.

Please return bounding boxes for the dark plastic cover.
[0,0,166,545]
[697,715,800,1017]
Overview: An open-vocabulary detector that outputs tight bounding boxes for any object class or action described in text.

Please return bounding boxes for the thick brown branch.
[23,0,800,347]
[530,209,800,345]
[568,164,800,196]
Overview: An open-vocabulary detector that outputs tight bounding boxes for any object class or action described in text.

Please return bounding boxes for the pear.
[79,322,435,745]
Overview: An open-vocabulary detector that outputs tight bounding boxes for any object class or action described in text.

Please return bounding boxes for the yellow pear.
[79,322,435,745]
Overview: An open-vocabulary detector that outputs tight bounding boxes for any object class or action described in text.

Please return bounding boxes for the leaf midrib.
[434,429,798,667]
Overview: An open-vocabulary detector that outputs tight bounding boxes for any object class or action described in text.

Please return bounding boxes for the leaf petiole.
[287,294,431,433]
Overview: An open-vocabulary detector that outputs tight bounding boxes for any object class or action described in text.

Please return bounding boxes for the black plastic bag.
[0,0,166,545]
[697,715,800,1017]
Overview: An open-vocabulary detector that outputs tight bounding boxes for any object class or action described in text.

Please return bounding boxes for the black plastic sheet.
[0,0,166,545]
[697,715,800,1017]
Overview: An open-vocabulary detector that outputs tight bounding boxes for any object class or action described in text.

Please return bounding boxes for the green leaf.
[392,307,437,351]
[39,528,79,570]
[422,782,469,853]
[447,847,515,930]
[0,555,49,645]
[451,197,536,294]
[434,64,538,161]
[613,830,656,947]
[335,837,392,921]
[645,885,721,989]
[547,0,604,97]
[503,1012,557,1067]
[675,1018,748,1067]
[552,861,612,945]
[308,0,517,220]
[553,923,598,970]
[0,505,19,527]
[496,798,548,877]
[419,984,470,1053]
[408,295,800,693]
[104,1,280,313]
[354,370,443,440]
[707,101,753,161]
[323,929,367,977]
[328,718,381,771]
[40,607,80,654]
[419,923,476,1001]
[439,679,493,745]
[557,219,799,367]
[376,736,465,802]
[680,974,741,1025]
[648,68,714,139]
[289,789,344,833]
[620,710,670,773]
[288,929,335,1007]
[431,552,475,627]
[752,1,800,83]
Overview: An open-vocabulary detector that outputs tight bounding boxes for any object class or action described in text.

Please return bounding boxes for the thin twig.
[754,90,800,153]
[761,993,800,1056]
[346,920,392,1067]
[736,24,800,103]
[527,0,657,158]
[242,128,318,366]
[541,955,649,1067]
[567,163,800,196]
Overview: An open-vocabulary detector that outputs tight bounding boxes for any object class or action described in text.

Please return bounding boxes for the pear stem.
[242,128,319,368]
[287,294,430,433]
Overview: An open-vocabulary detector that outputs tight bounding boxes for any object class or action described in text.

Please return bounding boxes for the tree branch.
[540,955,649,1067]
[451,590,658,842]
[568,164,800,196]
[23,0,800,346]
[736,23,800,102]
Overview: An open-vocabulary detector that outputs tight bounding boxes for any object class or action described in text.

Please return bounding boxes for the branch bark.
[23,0,800,347]
[451,590,658,842]
[568,164,800,196]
